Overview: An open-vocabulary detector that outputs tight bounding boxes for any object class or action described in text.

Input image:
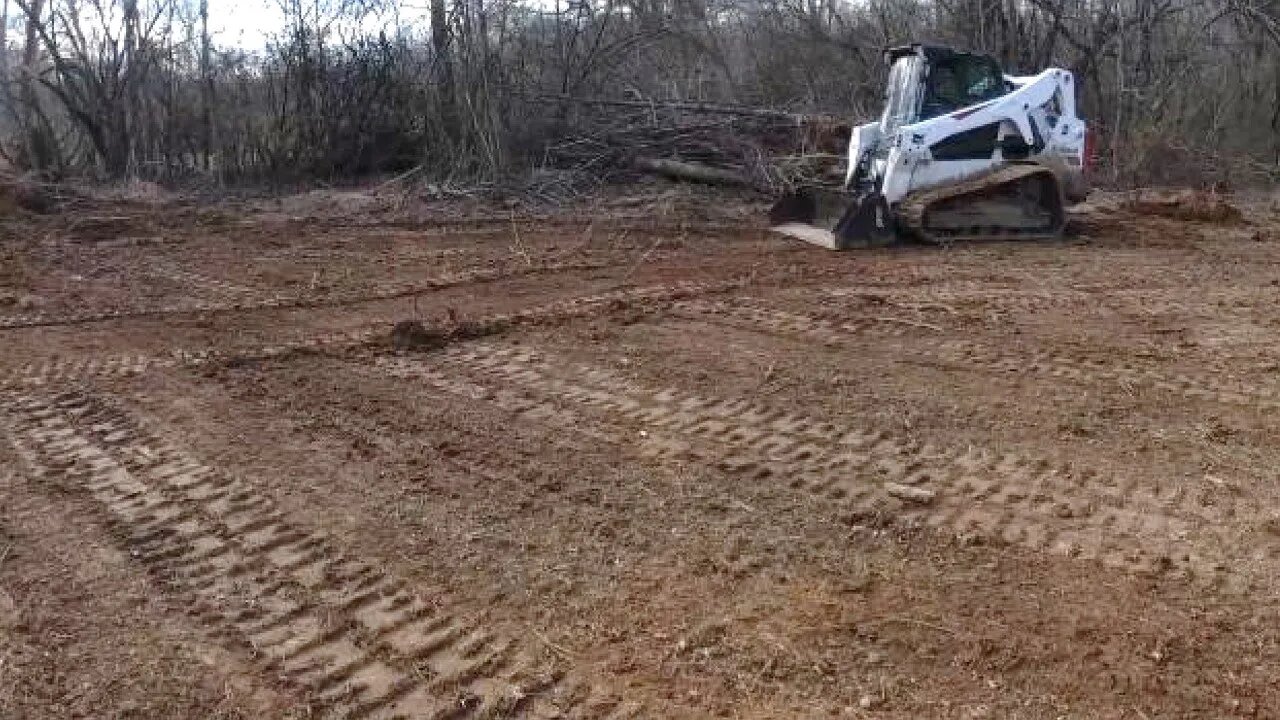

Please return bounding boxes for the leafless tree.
[0,0,1276,185]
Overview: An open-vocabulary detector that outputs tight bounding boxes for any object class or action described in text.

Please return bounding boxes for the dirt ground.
[2,186,1279,719]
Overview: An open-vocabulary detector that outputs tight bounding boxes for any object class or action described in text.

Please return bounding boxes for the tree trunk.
[0,0,9,93]
[0,0,13,144]
[18,0,44,170]
[431,0,456,140]
[121,0,139,177]
[200,0,214,174]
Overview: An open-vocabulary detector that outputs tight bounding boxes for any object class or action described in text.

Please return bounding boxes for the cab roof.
[885,44,999,67]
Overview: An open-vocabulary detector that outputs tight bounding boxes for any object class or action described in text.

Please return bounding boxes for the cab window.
[921,56,1006,119]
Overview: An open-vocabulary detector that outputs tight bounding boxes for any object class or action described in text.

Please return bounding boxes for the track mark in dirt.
[0,259,612,329]
[675,299,1280,411]
[0,353,168,389]
[0,280,746,389]
[824,284,1280,319]
[0,329,382,389]
[379,345,1272,594]
[673,299,936,339]
[0,467,295,718]
[150,262,260,301]
[1,391,641,719]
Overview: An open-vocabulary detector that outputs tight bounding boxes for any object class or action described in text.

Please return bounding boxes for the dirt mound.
[85,179,174,206]
[1122,188,1243,223]
[390,319,447,350]
[0,252,26,287]
[0,175,57,214]
[275,189,392,218]
[65,214,158,242]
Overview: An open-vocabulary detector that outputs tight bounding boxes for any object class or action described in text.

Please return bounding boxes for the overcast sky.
[209,0,283,46]
[0,1,438,52]
[210,1,432,48]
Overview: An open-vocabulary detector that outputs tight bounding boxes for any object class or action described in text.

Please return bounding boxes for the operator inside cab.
[922,55,1007,119]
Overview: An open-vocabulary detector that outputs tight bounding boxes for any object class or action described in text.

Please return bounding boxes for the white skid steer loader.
[770,44,1091,249]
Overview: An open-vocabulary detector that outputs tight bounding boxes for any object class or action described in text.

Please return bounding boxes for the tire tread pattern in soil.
[673,299,1280,411]
[1,390,638,719]
[380,346,1270,595]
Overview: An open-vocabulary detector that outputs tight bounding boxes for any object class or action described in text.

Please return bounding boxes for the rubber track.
[1,390,643,719]
[674,299,1280,411]
[380,347,1271,594]
[897,164,1065,244]
[0,260,610,329]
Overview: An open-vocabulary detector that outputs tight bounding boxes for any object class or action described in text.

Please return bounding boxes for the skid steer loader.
[770,44,1090,249]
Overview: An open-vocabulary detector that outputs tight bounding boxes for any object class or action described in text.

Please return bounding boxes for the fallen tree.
[631,157,750,186]
[536,95,853,194]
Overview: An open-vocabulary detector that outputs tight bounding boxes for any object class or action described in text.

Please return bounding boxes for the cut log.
[632,157,749,186]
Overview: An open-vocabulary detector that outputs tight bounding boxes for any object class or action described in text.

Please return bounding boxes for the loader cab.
[881,44,1007,134]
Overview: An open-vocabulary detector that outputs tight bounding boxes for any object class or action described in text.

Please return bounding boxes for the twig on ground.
[871,316,944,332]
[509,212,533,267]
[605,228,631,253]
[863,615,959,635]
[532,628,577,659]
[370,164,425,193]
[620,235,666,282]
[895,301,957,314]
[759,361,776,387]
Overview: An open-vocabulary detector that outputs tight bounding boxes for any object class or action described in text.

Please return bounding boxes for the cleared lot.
[2,192,1278,718]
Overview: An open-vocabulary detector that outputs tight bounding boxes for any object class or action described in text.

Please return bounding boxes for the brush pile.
[531,95,852,197]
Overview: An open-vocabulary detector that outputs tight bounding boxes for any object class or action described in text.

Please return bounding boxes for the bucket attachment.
[768,187,895,250]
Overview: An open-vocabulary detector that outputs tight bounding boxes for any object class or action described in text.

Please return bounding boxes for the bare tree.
[1,0,1277,185]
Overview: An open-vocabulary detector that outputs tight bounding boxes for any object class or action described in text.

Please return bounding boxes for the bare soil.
[2,187,1279,719]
